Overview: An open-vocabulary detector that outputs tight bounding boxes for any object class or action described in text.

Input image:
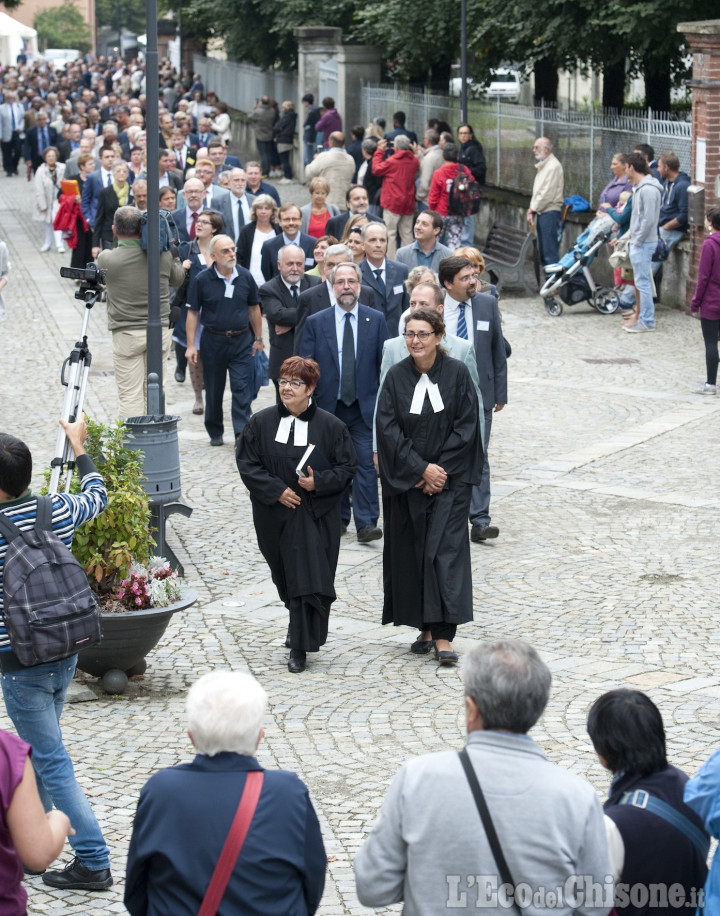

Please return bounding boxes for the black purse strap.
[458,748,520,914]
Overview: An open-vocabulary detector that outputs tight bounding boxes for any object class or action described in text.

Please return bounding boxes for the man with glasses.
[297,263,388,542]
[185,235,264,446]
[439,257,506,542]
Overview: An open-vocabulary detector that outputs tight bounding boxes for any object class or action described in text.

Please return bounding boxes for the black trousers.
[424,622,457,642]
[701,318,719,385]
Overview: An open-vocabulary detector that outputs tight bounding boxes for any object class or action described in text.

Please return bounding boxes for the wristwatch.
[254,336,262,341]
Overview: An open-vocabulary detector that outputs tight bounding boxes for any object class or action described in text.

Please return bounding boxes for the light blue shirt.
[334,302,358,398]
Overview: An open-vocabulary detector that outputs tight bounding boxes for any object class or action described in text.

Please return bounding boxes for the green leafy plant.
[45,418,155,595]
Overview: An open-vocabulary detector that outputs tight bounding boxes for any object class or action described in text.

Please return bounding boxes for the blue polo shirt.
[187,265,259,332]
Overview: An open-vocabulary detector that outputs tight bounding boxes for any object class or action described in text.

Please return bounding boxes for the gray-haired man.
[355,640,611,915]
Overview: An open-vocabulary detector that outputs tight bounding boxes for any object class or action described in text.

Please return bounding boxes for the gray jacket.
[355,730,611,916]
[248,104,277,142]
[395,240,454,273]
[630,174,663,245]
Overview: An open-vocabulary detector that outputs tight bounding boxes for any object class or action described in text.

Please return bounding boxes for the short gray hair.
[113,205,142,237]
[278,243,304,263]
[361,222,387,242]
[324,243,351,262]
[394,134,412,151]
[186,671,267,756]
[461,640,551,733]
[330,261,362,284]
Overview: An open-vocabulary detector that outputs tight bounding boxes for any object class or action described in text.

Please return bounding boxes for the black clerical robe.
[236,400,357,651]
[376,353,483,629]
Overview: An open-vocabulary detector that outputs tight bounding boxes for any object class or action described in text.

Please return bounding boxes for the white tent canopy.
[0,12,38,68]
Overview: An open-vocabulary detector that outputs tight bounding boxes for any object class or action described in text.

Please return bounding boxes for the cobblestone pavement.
[1,174,719,914]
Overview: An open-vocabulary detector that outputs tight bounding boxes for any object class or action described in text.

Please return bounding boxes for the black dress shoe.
[410,638,434,655]
[209,436,223,446]
[42,857,113,890]
[471,523,499,542]
[288,650,306,673]
[174,367,186,383]
[357,525,382,543]
[435,648,459,665]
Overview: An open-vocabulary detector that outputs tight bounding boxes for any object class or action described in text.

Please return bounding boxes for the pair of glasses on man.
[278,378,305,389]
[404,331,434,341]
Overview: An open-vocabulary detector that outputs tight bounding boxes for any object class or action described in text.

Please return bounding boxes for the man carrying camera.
[97,206,186,419]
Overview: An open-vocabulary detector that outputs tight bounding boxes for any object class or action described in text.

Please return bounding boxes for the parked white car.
[450,68,522,103]
[42,48,81,70]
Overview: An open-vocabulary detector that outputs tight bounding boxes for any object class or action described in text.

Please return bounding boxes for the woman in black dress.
[236,357,356,674]
[70,153,95,270]
[376,307,483,665]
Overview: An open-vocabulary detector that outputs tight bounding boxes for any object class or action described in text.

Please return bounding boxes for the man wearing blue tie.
[0,91,25,175]
[23,110,58,173]
[298,262,388,542]
[359,223,409,337]
[439,256,507,543]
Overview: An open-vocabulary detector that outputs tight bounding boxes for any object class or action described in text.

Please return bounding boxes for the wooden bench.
[481,223,536,297]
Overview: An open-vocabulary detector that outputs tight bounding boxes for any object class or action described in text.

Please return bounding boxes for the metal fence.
[193,54,298,115]
[362,84,692,205]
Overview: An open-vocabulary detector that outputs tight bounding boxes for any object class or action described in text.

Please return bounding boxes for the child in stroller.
[539,214,620,317]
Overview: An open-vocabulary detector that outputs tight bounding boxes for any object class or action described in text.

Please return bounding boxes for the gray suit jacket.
[470,291,507,411]
[355,730,611,916]
[395,240,454,274]
[372,334,484,449]
[0,102,23,143]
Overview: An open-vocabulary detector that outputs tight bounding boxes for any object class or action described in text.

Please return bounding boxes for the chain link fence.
[362,85,691,205]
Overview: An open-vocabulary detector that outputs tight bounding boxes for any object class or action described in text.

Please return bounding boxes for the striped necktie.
[456,304,468,339]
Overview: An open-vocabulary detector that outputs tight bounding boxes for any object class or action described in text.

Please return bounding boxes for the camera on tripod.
[60,263,106,304]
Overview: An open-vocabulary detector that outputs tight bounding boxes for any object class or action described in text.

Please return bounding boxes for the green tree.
[95,0,146,36]
[34,0,92,54]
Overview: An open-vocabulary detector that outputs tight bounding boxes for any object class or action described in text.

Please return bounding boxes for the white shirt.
[443,293,473,341]
[250,227,276,288]
[367,258,386,286]
[324,278,338,308]
[231,193,251,242]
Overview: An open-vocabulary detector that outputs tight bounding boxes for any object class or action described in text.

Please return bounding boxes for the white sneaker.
[56,246,65,254]
[279,177,292,184]
[40,242,51,252]
[696,383,717,395]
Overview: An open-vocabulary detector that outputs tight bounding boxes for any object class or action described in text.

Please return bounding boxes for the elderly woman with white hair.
[124,670,326,916]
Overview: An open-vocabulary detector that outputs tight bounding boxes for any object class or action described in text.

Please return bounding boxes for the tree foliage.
[95,0,146,36]
[179,0,718,109]
[34,0,92,54]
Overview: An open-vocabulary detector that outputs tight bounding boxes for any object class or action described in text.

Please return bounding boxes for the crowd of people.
[1,49,720,916]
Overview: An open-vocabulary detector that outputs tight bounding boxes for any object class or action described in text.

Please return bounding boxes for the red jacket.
[428,162,463,216]
[53,194,89,249]
[372,148,419,215]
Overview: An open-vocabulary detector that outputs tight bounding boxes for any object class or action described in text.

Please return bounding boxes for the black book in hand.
[295,444,333,478]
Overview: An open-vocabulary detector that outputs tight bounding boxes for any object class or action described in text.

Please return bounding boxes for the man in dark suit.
[359,222,409,337]
[170,129,197,176]
[173,178,210,243]
[298,262,388,542]
[23,110,58,172]
[260,204,316,282]
[81,145,118,231]
[294,244,378,351]
[439,256,507,543]
[176,163,234,237]
[158,149,183,192]
[325,184,384,240]
[56,121,82,163]
[259,244,321,397]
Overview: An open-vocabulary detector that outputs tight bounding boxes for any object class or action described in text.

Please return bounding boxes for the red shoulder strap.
[197,770,264,916]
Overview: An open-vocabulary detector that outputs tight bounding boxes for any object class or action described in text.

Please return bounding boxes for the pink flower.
[135,597,143,605]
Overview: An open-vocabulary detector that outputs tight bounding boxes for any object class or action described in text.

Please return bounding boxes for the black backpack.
[0,497,101,667]
[447,165,482,217]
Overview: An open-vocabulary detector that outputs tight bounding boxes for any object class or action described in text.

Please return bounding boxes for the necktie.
[10,107,15,130]
[190,211,198,240]
[39,128,47,152]
[290,284,298,304]
[106,172,112,188]
[237,198,245,228]
[374,268,386,302]
[340,313,356,406]
[456,304,468,339]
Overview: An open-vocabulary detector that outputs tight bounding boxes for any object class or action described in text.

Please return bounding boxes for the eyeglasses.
[278,378,305,389]
[404,331,434,341]
[195,219,212,226]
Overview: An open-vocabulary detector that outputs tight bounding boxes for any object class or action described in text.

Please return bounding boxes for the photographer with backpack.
[0,417,113,891]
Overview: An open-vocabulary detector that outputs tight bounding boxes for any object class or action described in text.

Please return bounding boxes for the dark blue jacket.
[360,258,409,338]
[298,304,388,428]
[658,170,690,232]
[125,753,326,916]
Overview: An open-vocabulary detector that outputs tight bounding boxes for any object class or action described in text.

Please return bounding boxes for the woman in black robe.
[376,307,483,665]
[236,357,357,673]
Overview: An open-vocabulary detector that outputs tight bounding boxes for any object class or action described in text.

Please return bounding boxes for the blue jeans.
[304,141,315,167]
[536,210,561,266]
[651,227,685,276]
[256,139,274,176]
[335,400,378,529]
[1,656,110,869]
[460,214,475,246]
[629,239,657,327]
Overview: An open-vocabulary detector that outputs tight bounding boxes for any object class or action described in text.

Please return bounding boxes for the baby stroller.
[540,215,620,317]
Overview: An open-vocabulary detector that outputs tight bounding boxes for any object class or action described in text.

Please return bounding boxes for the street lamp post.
[460,0,468,124]
[145,0,163,414]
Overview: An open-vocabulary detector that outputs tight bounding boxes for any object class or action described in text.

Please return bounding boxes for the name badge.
[224,284,234,299]
[393,284,404,295]
[305,257,314,266]
[476,320,490,331]
[198,253,206,266]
